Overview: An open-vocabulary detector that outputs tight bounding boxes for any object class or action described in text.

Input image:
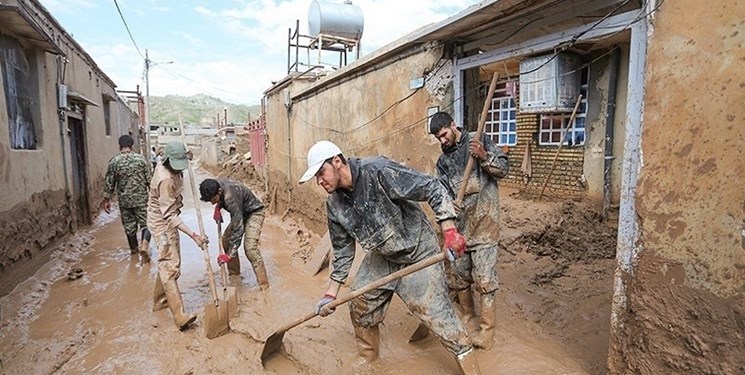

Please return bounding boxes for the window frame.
[484,82,517,146]
[538,67,589,147]
[1,34,40,150]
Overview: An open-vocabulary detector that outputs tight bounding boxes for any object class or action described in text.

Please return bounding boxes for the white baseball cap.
[298,140,342,184]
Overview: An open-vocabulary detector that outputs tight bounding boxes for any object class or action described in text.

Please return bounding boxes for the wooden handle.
[179,116,220,304]
[275,252,447,333]
[217,221,230,294]
[456,72,499,205]
[538,94,583,200]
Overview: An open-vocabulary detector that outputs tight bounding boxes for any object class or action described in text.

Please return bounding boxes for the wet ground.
[0,168,614,374]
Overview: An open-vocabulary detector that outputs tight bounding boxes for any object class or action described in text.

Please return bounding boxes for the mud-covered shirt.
[327,156,457,284]
[436,131,508,249]
[218,178,264,251]
[147,165,184,234]
[103,151,151,208]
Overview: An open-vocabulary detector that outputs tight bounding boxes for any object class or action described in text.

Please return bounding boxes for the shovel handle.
[274,251,447,333]
[217,221,230,293]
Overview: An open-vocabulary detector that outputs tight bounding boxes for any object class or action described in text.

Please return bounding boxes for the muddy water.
[0,170,601,374]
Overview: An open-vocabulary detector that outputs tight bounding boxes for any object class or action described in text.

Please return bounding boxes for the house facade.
[261,0,744,371]
[0,0,139,291]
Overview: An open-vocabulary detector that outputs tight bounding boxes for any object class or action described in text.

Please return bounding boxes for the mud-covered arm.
[435,159,456,199]
[480,134,509,179]
[222,186,245,256]
[103,159,117,199]
[378,160,457,223]
[157,178,184,230]
[328,205,356,284]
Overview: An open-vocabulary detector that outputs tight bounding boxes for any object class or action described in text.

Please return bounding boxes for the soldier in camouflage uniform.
[199,178,269,290]
[429,112,509,350]
[103,134,152,261]
[299,140,481,375]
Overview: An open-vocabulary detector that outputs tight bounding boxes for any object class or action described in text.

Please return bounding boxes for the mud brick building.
[0,0,139,292]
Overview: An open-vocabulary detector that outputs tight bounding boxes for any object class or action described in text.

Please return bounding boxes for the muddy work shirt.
[147,165,184,235]
[436,131,508,250]
[103,151,151,208]
[327,157,457,284]
[217,179,264,251]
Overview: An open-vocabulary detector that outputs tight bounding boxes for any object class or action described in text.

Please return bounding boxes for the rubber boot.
[353,325,380,365]
[457,288,475,323]
[126,234,139,254]
[456,348,482,375]
[252,260,270,290]
[152,275,168,311]
[164,280,196,330]
[139,239,151,263]
[472,292,496,350]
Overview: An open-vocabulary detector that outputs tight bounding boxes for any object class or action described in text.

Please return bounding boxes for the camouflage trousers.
[120,206,147,237]
[445,244,499,295]
[153,229,182,283]
[349,234,472,356]
[223,209,265,275]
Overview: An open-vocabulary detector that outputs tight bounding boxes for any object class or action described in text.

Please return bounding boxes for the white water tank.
[308,0,364,40]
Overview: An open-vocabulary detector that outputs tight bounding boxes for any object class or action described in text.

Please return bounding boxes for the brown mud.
[0,165,616,374]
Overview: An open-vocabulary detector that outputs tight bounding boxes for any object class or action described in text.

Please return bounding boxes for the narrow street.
[0,168,614,374]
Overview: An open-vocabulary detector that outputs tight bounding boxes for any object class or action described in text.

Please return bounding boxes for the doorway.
[68,114,91,225]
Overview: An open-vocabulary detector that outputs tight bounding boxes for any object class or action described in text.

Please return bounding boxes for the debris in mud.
[67,268,84,281]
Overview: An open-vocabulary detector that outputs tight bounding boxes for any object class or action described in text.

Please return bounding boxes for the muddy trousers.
[152,229,195,330]
[349,245,473,360]
[121,206,148,253]
[224,210,268,289]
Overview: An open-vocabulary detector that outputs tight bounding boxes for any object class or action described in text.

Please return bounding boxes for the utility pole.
[224,107,228,126]
[144,49,151,158]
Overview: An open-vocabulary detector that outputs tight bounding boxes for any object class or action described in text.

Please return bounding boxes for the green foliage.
[149,94,260,126]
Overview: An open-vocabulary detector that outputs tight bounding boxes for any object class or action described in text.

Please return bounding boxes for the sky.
[40,0,481,105]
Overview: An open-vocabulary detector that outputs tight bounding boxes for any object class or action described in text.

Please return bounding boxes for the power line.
[112,0,145,59]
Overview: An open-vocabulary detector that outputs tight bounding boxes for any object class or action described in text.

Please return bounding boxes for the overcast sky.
[40,0,480,105]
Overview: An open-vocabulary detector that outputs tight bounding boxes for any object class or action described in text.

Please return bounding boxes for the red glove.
[217,254,231,265]
[213,205,223,223]
[443,228,466,258]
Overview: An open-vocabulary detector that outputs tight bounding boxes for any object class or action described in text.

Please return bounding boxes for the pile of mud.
[202,156,266,199]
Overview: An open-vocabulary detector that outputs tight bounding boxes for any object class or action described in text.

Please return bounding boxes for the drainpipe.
[602,47,620,220]
[56,55,73,233]
[285,91,292,203]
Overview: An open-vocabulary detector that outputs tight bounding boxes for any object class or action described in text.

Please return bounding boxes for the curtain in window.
[1,35,36,149]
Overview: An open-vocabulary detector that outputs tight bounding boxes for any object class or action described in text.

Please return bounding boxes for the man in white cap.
[147,141,208,330]
[299,140,481,374]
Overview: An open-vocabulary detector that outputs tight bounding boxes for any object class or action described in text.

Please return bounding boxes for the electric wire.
[113,0,145,60]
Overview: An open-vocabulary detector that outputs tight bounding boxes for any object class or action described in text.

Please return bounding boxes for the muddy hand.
[469,139,487,161]
[190,232,208,247]
[443,228,466,258]
[315,293,337,316]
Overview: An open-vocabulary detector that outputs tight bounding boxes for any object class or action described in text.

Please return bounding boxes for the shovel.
[216,220,239,318]
[179,117,230,339]
[261,250,452,365]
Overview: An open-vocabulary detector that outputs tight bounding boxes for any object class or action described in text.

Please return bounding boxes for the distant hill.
[149,94,260,126]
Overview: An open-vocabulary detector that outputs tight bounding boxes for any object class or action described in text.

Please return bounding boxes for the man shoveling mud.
[199,178,270,290]
[147,141,208,330]
[430,111,509,350]
[102,134,152,261]
[299,140,481,374]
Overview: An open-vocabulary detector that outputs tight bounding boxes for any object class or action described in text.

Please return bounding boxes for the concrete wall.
[608,1,745,373]
[265,46,446,233]
[0,1,137,282]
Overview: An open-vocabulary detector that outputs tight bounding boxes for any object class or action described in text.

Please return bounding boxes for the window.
[1,35,38,149]
[539,67,589,146]
[485,82,517,146]
[103,98,112,136]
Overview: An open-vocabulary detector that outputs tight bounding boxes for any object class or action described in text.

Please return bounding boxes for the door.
[68,115,91,225]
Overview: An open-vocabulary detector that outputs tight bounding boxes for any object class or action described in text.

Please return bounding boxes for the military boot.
[353,325,380,365]
[472,292,496,350]
[252,260,270,290]
[164,280,196,330]
[152,275,168,311]
[457,288,475,323]
[126,234,139,254]
[456,348,481,375]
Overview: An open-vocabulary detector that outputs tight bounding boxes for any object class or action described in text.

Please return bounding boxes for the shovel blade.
[224,287,239,318]
[204,301,230,339]
[260,331,286,364]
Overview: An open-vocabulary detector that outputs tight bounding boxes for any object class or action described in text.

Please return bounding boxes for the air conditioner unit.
[519,53,581,113]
